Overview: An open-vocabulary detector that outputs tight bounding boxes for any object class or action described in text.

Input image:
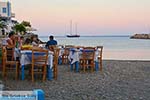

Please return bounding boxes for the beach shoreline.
[2,60,150,100]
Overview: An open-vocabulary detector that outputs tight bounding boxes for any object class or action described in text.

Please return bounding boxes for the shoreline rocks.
[130,34,150,39]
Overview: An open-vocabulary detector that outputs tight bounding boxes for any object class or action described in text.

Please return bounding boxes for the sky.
[5,0,150,36]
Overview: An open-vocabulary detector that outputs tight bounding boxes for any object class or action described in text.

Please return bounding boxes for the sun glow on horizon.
[10,0,150,36]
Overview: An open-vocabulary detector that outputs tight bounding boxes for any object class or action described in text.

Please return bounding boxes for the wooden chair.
[31,48,48,82]
[2,46,19,80]
[97,46,103,71]
[63,45,76,64]
[81,47,95,72]
[65,45,74,48]
[62,47,70,64]
[53,48,60,80]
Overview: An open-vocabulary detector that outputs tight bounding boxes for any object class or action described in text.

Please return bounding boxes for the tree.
[21,21,31,27]
[13,23,26,35]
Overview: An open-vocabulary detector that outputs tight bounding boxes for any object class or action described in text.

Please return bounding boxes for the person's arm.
[6,39,15,48]
[32,41,38,47]
[45,41,49,48]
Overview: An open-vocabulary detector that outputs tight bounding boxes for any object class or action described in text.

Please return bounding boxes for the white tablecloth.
[68,48,100,64]
[20,50,54,68]
[14,48,20,60]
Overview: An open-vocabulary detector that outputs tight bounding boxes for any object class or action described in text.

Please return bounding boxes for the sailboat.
[66,20,80,38]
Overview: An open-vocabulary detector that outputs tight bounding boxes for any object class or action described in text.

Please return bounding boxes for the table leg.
[70,64,74,71]
[47,66,53,80]
[75,61,79,72]
[95,61,99,71]
[21,65,25,80]
[58,56,62,65]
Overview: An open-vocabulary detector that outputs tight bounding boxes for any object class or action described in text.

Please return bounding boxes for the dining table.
[20,49,54,80]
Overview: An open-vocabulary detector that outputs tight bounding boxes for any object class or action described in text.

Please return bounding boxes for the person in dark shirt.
[45,35,57,48]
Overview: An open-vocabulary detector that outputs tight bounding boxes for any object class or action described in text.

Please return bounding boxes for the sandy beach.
[2,60,150,100]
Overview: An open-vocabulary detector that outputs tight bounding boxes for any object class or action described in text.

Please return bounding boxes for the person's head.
[24,38,31,45]
[49,35,54,40]
[20,36,24,40]
[8,31,15,39]
[31,35,37,41]
[15,35,19,41]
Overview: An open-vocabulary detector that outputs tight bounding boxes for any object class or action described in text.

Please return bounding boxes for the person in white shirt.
[31,35,39,47]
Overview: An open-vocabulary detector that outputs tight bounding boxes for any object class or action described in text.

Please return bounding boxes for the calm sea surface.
[39,36,150,60]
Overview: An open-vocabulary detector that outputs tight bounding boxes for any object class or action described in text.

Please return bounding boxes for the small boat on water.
[66,34,80,37]
[66,20,80,38]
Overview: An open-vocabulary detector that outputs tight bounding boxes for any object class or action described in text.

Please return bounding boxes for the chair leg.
[43,66,46,82]
[2,64,6,79]
[53,65,57,80]
[55,66,58,80]
[32,66,34,82]
[62,56,65,64]
[91,66,93,72]
[54,67,56,80]
[15,63,18,80]
[83,65,85,72]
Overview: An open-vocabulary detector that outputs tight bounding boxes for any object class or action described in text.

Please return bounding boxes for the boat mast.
[70,20,72,35]
[75,22,78,35]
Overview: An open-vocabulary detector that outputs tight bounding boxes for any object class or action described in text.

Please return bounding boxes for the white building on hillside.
[0,1,17,35]
[0,1,11,18]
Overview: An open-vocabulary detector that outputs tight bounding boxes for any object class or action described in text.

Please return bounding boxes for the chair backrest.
[32,48,49,65]
[82,47,95,60]
[96,46,103,58]
[49,45,57,52]
[0,48,2,63]
[74,46,84,49]
[65,45,74,48]
[53,48,60,65]
[6,47,14,61]
[64,47,70,56]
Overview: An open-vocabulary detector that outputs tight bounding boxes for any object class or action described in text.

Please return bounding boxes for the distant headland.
[130,34,150,39]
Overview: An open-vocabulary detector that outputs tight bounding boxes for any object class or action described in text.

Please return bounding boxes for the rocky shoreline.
[130,34,150,39]
[3,60,150,100]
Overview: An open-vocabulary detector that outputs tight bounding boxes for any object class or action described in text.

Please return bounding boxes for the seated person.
[15,35,20,48]
[45,35,58,49]
[6,31,16,60]
[6,31,16,48]
[21,38,32,50]
[19,36,24,49]
[31,35,39,47]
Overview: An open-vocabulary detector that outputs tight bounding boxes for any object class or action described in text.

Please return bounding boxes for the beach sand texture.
[3,60,150,100]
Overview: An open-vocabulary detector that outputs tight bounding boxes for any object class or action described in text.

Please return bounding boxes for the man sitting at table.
[45,35,58,49]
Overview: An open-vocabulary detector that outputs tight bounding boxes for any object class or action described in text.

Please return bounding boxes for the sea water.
[39,36,150,60]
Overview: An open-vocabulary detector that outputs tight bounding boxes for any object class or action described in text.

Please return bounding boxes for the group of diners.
[1,31,59,81]
[2,31,58,59]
